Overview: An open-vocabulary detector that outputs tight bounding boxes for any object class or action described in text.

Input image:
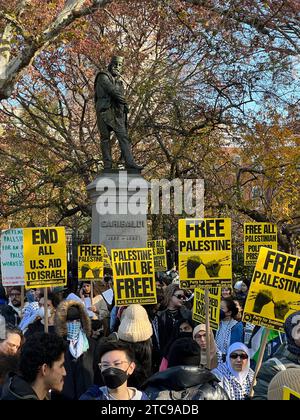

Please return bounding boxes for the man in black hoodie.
[1,332,67,400]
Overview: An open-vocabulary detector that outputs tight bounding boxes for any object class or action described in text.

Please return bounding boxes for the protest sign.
[243,247,300,332]
[1,229,25,286]
[147,239,167,272]
[244,223,277,266]
[179,218,232,287]
[78,245,104,280]
[24,227,67,288]
[111,248,157,306]
[283,387,300,400]
[193,287,221,330]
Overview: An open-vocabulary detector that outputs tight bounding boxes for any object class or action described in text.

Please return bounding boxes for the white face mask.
[37,307,51,319]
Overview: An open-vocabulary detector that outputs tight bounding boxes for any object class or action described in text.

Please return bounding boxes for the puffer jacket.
[142,365,229,400]
[252,345,300,400]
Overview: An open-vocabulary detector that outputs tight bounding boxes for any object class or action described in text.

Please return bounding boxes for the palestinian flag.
[249,326,279,362]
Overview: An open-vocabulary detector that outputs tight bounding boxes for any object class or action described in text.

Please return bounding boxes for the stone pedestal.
[87,170,149,252]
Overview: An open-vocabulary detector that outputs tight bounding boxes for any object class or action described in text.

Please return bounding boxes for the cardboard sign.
[193,287,221,330]
[244,223,277,266]
[78,245,104,280]
[147,239,167,272]
[111,248,157,306]
[24,227,67,288]
[179,218,232,288]
[283,387,300,400]
[243,247,300,332]
[1,229,25,286]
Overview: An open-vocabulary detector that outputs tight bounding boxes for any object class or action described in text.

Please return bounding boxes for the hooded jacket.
[253,311,300,400]
[1,375,39,400]
[52,300,95,400]
[142,366,229,400]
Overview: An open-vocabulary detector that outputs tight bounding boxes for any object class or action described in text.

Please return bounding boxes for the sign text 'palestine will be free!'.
[111,248,157,306]
[24,228,67,288]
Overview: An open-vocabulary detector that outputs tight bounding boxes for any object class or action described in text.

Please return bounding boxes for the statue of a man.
[94,56,143,171]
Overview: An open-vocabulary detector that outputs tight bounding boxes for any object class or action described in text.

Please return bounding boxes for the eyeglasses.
[230,353,248,360]
[174,294,186,300]
[98,361,130,370]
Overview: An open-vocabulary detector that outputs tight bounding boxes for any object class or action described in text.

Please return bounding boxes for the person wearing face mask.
[152,284,191,366]
[52,300,96,400]
[158,315,195,372]
[215,298,244,361]
[24,293,59,337]
[212,342,254,400]
[80,340,149,400]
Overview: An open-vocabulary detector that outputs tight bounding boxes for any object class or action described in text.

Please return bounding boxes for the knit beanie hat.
[268,368,300,400]
[117,304,153,343]
[66,306,81,321]
[168,337,201,367]
[284,311,300,356]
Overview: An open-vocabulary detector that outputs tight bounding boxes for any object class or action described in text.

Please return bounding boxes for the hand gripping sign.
[179,218,232,288]
[111,248,157,306]
[243,247,300,332]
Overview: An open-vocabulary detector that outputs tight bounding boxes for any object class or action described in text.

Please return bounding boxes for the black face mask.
[220,309,226,320]
[101,367,129,389]
[178,331,193,339]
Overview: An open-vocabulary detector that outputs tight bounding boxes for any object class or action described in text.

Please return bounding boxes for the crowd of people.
[0,268,299,401]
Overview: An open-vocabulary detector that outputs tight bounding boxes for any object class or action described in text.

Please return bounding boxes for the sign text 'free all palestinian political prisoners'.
[244,223,277,266]
[147,239,167,272]
[78,245,104,280]
[111,248,157,306]
[193,287,221,330]
[24,227,67,288]
[1,229,25,286]
[179,218,232,288]
[243,247,300,332]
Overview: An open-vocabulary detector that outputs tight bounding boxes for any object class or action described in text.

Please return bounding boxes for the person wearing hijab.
[212,342,254,400]
[193,324,220,369]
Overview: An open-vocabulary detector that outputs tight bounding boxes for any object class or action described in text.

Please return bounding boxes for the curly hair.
[19,332,67,383]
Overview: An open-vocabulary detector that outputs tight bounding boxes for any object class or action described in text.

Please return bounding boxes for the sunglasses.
[174,294,186,300]
[230,353,248,360]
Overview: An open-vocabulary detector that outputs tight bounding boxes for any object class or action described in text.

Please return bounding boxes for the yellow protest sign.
[283,387,300,400]
[78,245,104,280]
[24,227,67,288]
[179,218,232,288]
[243,247,300,332]
[244,223,277,266]
[111,248,157,306]
[193,287,221,330]
[147,239,167,272]
[102,245,112,269]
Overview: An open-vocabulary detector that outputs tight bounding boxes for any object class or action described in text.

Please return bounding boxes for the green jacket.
[252,345,300,400]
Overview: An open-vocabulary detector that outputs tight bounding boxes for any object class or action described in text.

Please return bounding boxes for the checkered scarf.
[215,319,238,356]
[213,362,254,400]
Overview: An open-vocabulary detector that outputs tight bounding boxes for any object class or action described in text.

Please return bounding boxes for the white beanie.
[117,304,153,343]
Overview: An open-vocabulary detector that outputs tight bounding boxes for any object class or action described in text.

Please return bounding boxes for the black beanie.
[66,305,81,321]
[168,337,201,367]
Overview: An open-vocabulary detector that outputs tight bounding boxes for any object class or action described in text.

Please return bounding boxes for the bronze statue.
[94,56,143,171]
